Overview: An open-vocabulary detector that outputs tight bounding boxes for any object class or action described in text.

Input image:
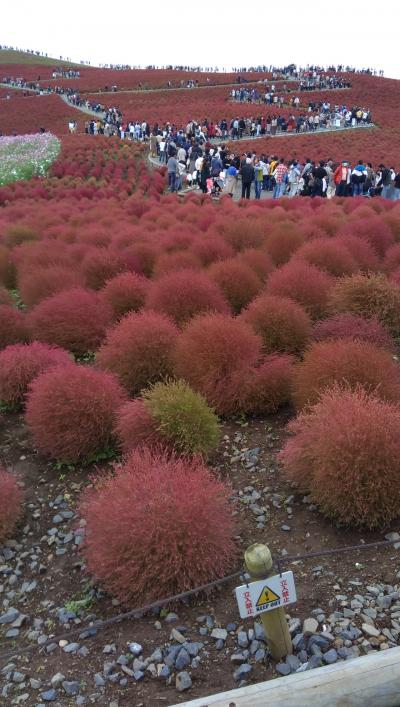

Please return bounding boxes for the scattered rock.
[176,671,192,692]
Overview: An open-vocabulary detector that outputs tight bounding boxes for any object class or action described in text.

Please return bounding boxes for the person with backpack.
[377,163,394,199]
[351,160,368,196]
[254,158,264,199]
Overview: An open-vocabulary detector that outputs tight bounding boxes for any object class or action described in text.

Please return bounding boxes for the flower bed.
[0,132,60,185]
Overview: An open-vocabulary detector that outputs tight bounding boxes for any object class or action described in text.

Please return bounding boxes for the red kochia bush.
[241,294,312,355]
[266,260,333,319]
[145,269,229,325]
[81,248,128,290]
[153,251,202,278]
[328,273,400,338]
[26,364,126,462]
[240,354,294,414]
[292,339,400,410]
[0,468,23,543]
[208,259,262,313]
[294,238,359,277]
[265,222,305,265]
[312,314,396,352]
[18,265,84,307]
[0,342,71,406]
[100,272,149,321]
[97,311,178,394]
[0,305,28,349]
[28,287,112,355]
[174,313,262,414]
[80,449,237,603]
[279,387,400,528]
[115,399,162,454]
[336,215,394,258]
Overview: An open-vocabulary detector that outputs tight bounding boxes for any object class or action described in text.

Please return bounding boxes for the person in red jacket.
[334,161,351,196]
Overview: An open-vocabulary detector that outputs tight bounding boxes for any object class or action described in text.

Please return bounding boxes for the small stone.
[165,612,179,623]
[286,654,301,671]
[12,671,25,683]
[237,630,249,648]
[30,678,41,689]
[40,690,58,702]
[362,623,381,638]
[128,642,143,656]
[254,648,266,662]
[276,662,291,676]
[176,671,192,692]
[51,673,65,688]
[170,628,186,644]
[303,618,318,635]
[323,649,338,664]
[175,648,190,671]
[133,671,145,681]
[211,628,228,641]
[63,642,80,653]
[154,621,162,630]
[157,664,170,678]
[94,674,105,687]
[0,607,19,624]
[233,663,252,681]
[281,525,291,532]
[62,681,80,696]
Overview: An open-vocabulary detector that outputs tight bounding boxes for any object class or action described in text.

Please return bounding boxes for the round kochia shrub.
[116,380,220,457]
[25,365,126,462]
[292,339,400,410]
[208,259,262,313]
[241,294,312,355]
[0,305,28,349]
[81,248,127,290]
[266,260,332,319]
[279,387,400,528]
[97,311,178,395]
[0,468,23,543]
[100,272,149,321]
[174,313,262,414]
[80,449,238,604]
[145,269,229,325]
[294,238,358,277]
[312,314,396,352]
[18,265,83,307]
[328,273,400,339]
[0,342,71,407]
[239,354,294,415]
[28,287,112,355]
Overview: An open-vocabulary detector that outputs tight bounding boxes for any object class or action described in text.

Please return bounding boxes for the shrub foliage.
[80,449,238,603]
[279,387,400,528]
[26,364,126,462]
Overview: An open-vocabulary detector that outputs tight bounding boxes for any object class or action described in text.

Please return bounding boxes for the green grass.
[0,49,83,68]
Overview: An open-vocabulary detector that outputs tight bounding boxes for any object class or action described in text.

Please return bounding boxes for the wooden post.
[244,542,292,660]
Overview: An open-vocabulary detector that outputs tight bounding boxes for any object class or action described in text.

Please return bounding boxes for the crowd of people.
[73,101,372,145]
[232,75,351,104]
[161,142,400,201]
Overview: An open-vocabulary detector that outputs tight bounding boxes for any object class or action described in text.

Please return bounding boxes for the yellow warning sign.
[256,585,280,608]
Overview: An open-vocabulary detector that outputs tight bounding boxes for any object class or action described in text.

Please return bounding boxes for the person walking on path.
[167,154,179,192]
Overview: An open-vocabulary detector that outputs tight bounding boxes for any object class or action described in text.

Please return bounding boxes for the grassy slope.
[0,49,83,67]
